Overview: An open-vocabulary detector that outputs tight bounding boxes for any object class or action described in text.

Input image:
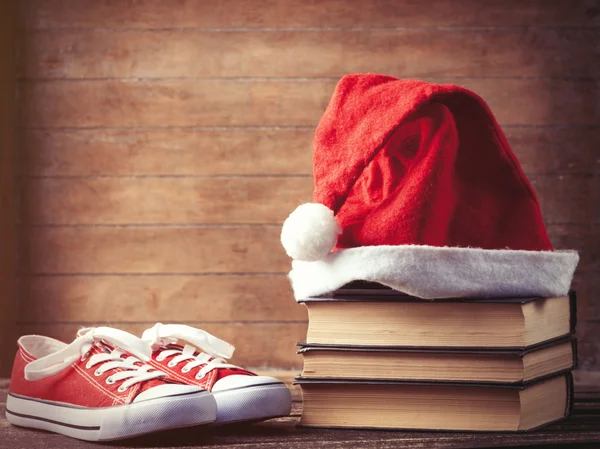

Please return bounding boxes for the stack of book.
[295,283,578,432]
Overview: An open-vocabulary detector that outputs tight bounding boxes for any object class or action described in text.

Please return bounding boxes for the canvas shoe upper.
[6,327,216,441]
[142,323,292,424]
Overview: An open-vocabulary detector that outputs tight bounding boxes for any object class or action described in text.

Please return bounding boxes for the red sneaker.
[142,323,292,424]
[6,327,217,441]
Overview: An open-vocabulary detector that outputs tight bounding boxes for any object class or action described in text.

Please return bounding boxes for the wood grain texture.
[20,127,600,177]
[21,128,314,176]
[19,0,600,29]
[17,323,306,368]
[20,28,600,79]
[18,224,599,275]
[20,80,332,128]
[577,321,600,371]
[21,177,313,225]
[530,174,600,224]
[19,78,600,128]
[21,174,596,225]
[547,224,600,272]
[19,275,304,322]
[506,127,600,175]
[0,0,17,378]
[572,273,600,321]
[20,227,291,274]
[0,379,8,404]
[574,370,600,391]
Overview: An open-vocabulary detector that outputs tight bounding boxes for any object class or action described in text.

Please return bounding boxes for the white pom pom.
[281,203,342,261]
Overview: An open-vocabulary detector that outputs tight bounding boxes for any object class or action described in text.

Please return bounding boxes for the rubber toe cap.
[212,375,284,392]
[133,384,205,402]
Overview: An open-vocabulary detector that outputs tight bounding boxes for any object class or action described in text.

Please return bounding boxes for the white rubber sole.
[6,390,217,441]
[212,382,292,424]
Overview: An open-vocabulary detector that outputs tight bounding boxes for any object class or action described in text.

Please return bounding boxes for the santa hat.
[280,74,579,300]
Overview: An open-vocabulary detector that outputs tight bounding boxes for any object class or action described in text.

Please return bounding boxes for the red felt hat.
[280,74,578,300]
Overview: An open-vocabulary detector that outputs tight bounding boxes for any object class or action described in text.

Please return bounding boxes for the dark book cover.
[297,335,577,356]
[295,370,573,390]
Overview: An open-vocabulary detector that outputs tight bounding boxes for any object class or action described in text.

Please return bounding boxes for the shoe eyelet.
[94,369,102,377]
[80,352,90,362]
[167,361,177,368]
[156,355,165,362]
[106,376,115,385]
[85,362,93,370]
[195,372,206,380]
[181,366,191,373]
[117,385,127,393]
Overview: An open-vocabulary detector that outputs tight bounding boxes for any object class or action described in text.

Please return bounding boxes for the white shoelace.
[26,327,166,392]
[142,324,238,379]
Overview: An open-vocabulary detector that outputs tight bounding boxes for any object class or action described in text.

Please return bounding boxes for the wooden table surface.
[1,378,599,449]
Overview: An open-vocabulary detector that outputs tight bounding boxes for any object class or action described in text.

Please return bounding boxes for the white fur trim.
[288,245,579,300]
[280,203,342,261]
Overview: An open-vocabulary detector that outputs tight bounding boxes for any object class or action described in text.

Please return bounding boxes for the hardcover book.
[297,337,577,384]
[296,373,574,432]
[300,292,577,349]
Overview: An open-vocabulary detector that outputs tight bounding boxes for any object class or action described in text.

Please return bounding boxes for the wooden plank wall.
[0,0,18,377]
[13,0,600,372]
